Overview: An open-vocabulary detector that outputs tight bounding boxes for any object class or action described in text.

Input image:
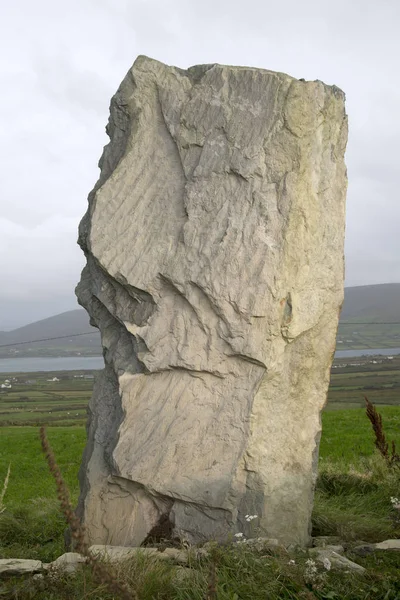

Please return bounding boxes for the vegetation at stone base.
[0,427,85,562]
[38,426,135,600]
[1,539,400,599]
[312,406,400,543]
[0,407,400,599]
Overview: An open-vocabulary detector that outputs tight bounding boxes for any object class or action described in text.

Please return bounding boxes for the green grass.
[0,426,86,562]
[2,538,400,599]
[312,407,400,545]
[0,374,400,598]
[0,426,86,508]
[320,407,400,461]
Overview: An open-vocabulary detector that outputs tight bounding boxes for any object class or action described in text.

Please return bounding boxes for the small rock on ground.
[48,552,87,573]
[375,539,400,551]
[88,545,188,565]
[310,549,365,574]
[352,539,400,556]
[0,559,42,576]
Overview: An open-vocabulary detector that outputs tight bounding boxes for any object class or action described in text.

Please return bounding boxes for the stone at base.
[48,552,87,573]
[310,548,365,573]
[0,559,42,576]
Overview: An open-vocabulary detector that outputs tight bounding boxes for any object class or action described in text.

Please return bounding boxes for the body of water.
[334,347,400,359]
[0,348,400,373]
[0,356,104,373]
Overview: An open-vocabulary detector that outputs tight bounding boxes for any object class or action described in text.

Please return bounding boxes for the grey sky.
[1,0,399,329]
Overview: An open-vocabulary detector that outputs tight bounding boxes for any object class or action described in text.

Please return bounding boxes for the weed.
[0,463,10,514]
[365,396,400,467]
[39,425,137,600]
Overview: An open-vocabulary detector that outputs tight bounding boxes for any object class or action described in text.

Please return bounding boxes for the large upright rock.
[76,56,347,547]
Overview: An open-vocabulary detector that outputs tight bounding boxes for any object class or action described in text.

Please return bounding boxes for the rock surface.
[375,539,400,551]
[353,539,400,555]
[0,559,42,576]
[48,552,87,573]
[310,548,365,573]
[89,545,188,565]
[76,55,347,547]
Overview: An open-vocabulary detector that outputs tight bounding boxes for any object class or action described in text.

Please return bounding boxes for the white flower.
[305,558,318,580]
[322,557,331,571]
[390,497,400,508]
[245,514,258,522]
[234,532,244,538]
[305,559,315,565]
[288,559,296,565]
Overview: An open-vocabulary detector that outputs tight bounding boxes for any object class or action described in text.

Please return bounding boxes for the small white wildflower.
[390,497,400,508]
[234,532,244,538]
[288,559,296,565]
[245,514,258,522]
[305,559,315,566]
[304,558,318,581]
[322,557,331,571]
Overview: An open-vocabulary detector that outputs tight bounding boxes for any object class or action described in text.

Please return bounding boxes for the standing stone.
[76,56,347,547]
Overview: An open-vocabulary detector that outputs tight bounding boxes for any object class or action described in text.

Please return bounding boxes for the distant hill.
[0,283,399,357]
[0,310,101,358]
[340,283,400,322]
[338,284,400,351]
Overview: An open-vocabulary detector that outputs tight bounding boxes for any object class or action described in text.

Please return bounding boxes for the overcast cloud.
[0,0,399,329]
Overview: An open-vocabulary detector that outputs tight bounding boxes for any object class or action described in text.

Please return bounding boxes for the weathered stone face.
[76,56,347,547]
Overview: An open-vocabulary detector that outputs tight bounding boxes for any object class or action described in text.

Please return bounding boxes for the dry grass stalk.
[204,550,218,600]
[365,396,400,468]
[0,463,11,514]
[39,426,138,600]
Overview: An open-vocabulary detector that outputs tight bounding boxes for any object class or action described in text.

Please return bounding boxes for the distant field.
[0,370,94,426]
[0,356,399,426]
[337,321,400,350]
[326,354,400,410]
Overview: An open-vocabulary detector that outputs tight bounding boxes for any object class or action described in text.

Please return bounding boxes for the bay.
[1,347,400,373]
[0,356,104,373]
[335,347,400,359]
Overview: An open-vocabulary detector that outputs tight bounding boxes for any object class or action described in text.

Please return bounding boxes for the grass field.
[1,407,400,599]
[1,363,400,598]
